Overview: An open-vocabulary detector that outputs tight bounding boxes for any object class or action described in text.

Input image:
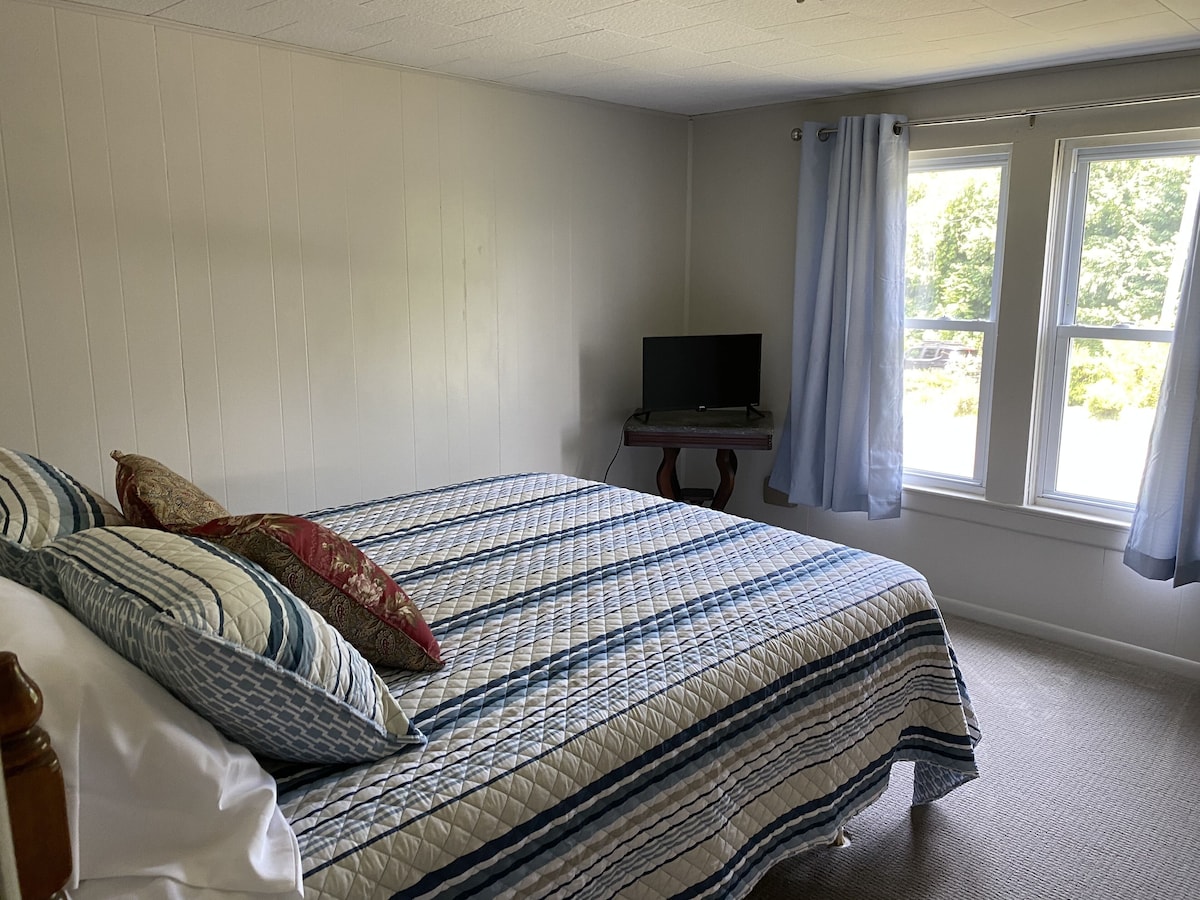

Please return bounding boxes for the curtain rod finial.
[791,127,802,141]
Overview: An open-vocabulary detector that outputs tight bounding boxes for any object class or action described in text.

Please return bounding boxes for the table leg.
[712,448,738,510]
[656,447,682,501]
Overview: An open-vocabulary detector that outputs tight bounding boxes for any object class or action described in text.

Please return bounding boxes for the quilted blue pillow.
[36,527,425,764]
[1,448,127,592]
[0,448,126,547]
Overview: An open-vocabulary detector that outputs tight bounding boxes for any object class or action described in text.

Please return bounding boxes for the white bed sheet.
[0,575,303,899]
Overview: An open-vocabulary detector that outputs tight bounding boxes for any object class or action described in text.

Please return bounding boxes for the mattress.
[276,473,980,900]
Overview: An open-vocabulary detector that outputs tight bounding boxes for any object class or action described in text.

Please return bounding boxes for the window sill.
[901,483,1131,552]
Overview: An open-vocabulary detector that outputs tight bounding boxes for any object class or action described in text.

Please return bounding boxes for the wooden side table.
[623,409,774,511]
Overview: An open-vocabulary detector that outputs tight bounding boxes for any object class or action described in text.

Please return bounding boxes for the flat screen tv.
[641,333,762,413]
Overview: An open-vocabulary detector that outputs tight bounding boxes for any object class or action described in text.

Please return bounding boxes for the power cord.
[602,413,637,483]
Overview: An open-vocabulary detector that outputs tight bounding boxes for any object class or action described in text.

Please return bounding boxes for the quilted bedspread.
[278,473,980,900]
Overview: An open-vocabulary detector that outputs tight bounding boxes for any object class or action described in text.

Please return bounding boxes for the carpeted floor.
[748,614,1200,900]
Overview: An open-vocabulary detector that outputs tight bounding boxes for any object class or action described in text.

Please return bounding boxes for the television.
[641,333,762,414]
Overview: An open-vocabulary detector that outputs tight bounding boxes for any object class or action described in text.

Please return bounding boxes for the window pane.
[1053,338,1170,504]
[1074,154,1197,328]
[903,328,983,479]
[905,166,1003,320]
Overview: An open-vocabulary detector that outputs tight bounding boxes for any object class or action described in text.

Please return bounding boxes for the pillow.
[110,450,228,531]
[0,575,303,897]
[34,527,425,763]
[192,513,443,671]
[1,447,126,549]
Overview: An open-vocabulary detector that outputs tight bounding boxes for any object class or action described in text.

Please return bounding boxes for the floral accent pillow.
[111,451,229,532]
[191,513,443,672]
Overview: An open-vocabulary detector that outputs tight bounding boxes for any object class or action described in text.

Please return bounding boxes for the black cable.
[602,413,637,483]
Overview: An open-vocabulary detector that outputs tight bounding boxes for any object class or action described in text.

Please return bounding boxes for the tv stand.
[623,409,774,511]
[635,405,764,425]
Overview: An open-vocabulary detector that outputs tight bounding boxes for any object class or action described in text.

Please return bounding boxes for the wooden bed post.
[0,652,71,899]
[0,740,23,899]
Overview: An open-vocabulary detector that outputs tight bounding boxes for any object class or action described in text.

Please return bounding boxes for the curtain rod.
[790,88,1200,141]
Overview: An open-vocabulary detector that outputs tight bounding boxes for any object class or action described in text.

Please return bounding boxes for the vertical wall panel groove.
[53,10,106,482]
[58,8,137,490]
[96,14,191,475]
[260,46,317,514]
[157,28,227,504]
[343,60,415,500]
[403,72,451,490]
[459,85,501,480]
[437,79,472,483]
[0,1,99,484]
[335,63,364,504]
[0,9,38,455]
[193,33,287,512]
[291,52,360,508]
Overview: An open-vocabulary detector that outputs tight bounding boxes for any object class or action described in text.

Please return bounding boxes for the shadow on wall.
[576,342,642,489]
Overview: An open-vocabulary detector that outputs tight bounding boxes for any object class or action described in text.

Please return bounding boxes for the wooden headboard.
[0,652,72,899]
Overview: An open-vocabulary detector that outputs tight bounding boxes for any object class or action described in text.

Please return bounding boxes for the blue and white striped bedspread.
[280,473,980,900]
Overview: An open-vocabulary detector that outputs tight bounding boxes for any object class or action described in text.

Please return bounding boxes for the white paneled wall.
[0,0,687,512]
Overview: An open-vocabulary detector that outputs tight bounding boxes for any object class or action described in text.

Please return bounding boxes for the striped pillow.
[37,527,425,764]
[1,448,126,548]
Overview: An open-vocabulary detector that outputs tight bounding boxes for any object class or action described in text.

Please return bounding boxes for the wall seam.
[683,115,693,336]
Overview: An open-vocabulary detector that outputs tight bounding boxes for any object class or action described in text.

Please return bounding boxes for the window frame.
[902,146,1012,492]
[1035,131,1200,517]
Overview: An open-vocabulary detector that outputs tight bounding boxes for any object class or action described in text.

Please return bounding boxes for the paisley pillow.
[111,451,228,531]
[191,513,443,672]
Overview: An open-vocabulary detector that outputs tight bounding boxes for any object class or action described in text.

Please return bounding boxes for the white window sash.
[1036,131,1200,515]
[903,147,1010,489]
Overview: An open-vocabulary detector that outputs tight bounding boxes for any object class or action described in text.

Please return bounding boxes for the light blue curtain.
[768,114,909,520]
[1124,198,1200,586]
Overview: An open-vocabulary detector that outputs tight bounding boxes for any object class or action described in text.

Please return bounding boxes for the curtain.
[1124,198,1200,587]
[767,114,909,520]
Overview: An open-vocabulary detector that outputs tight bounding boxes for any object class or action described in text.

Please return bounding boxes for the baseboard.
[934,594,1200,682]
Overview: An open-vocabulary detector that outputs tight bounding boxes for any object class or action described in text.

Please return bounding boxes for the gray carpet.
[748,615,1200,900]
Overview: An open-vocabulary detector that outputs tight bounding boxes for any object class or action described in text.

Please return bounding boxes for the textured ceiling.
[70,0,1200,114]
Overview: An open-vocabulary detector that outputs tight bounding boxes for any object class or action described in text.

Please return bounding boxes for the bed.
[2,454,980,900]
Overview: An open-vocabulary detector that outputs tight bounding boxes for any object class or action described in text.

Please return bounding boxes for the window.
[1037,135,1200,514]
[902,148,1010,488]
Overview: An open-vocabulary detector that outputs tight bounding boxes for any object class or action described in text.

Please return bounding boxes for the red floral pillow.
[190,513,443,672]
